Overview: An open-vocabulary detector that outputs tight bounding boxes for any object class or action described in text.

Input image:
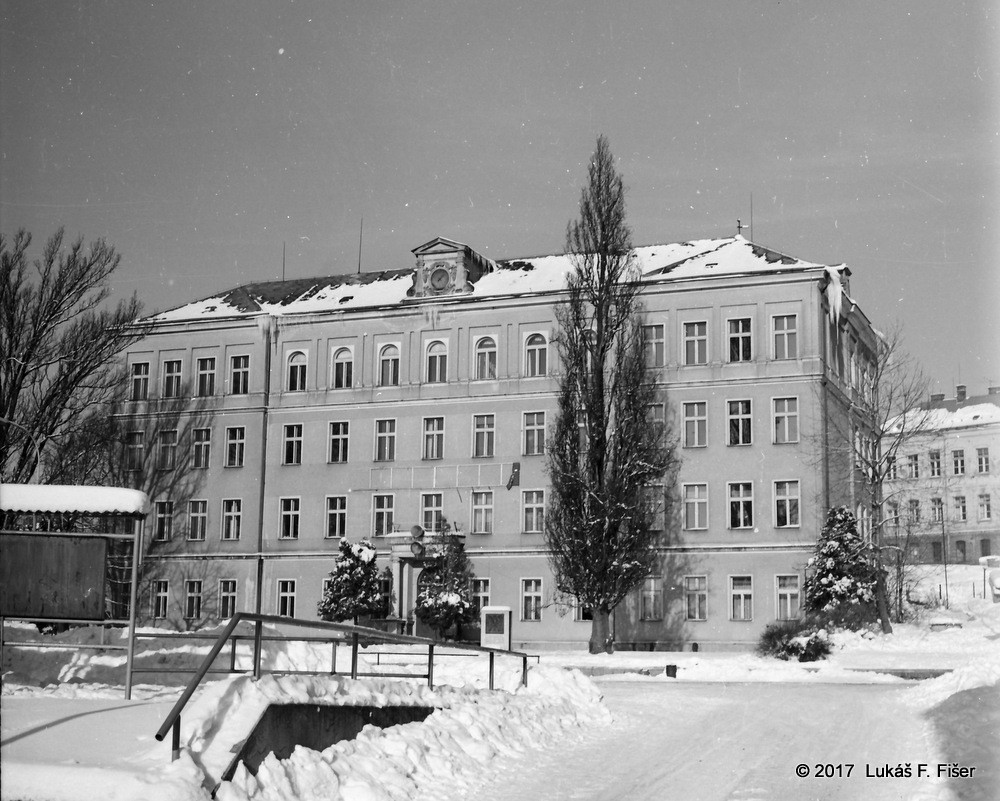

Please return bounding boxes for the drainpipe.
[253,316,274,673]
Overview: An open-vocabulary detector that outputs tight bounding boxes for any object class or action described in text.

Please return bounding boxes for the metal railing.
[154,613,534,760]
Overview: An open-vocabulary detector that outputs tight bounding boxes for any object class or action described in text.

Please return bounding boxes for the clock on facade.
[429,266,451,291]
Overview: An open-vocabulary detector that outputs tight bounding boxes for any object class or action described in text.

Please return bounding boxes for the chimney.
[989,386,1000,396]
[956,385,967,402]
[930,393,945,404]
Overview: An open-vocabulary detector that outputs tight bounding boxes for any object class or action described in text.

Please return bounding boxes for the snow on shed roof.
[0,484,150,516]
[149,235,842,323]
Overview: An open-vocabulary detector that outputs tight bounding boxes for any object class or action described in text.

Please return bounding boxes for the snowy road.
[454,680,951,801]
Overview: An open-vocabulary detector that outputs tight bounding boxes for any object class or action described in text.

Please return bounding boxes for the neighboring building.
[883,386,1000,566]
[120,234,877,650]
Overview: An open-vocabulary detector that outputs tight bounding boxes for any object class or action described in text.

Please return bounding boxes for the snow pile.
[904,656,1000,712]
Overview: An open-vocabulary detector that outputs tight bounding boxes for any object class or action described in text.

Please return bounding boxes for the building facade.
[120,235,876,650]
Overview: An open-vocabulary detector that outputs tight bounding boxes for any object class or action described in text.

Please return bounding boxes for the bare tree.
[545,135,678,654]
[1,228,147,483]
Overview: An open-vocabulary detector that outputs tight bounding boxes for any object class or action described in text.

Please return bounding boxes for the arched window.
[378,345,400,387]
[475,337,497,380]
[426,340,448,383]
[332,348,353,389]
[525,334,547,377]
[287,351,307,392]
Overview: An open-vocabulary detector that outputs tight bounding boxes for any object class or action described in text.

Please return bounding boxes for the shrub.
[756,619,832,662]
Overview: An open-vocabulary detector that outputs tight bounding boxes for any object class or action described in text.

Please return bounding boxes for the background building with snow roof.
[117,233,878,650]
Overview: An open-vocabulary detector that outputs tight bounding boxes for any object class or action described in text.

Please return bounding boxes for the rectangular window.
[471,578,490,617]
[524,412,546,456]
[423,417,445,460]
[929,450,942,477]
[277,580,296,617]
[184,580,202,620]
[196,357,216,397]
[230,354,249,395]
[728,482,754,529]
[683,402,707,448]
[642,324,665,368]
[279,497,300,539]
[773,398,799,444]
[193,428,211,469]
[153,580,169,619]
[222,499,242,540]
[125,431,144,471]
[906,454,920,479]
[774,480,800,528]
[953,449,965,476]
[377,573,392,617]
[930,497,943,523]
[978,448,990,474]
[219,580,237,619]
[685,576,707,621]
[225,426,245,467]
[188,500,207,541]
[776,575,800,620]
[131,362,149,401]
[979,494,992,521]
[157,429,178,470]
[421,493,444,532]
[886,455,897,480]
[328,422,349,463]
[955,495,967,522]
[471,490,494,534]
[375,419,396,462]
[683,321,708,365]
[154,500,173,541]
[473,414,495,458]
[727,400,752,446]
[373,494,394,537]
[730,576,753,621]
[907,499,921,523]
[523,490,545,533]
[283,424,303,465]
[683,483,708,530]
[326,496,347,538]
[521,578,542,621]
[727,318,752,363]
[163,360,182,398]
[887,501,900,530]
[773,315,798,360]
[640,576,662,621]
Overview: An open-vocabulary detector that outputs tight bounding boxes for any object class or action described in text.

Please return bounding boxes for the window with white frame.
[931,497,943,523]
[772,314,798,360]
[378,345,400,386]
[283,423,303,465]
[471,490,493,534]
[524,411,545,455]
[222,499,242,540]
[158,429,178,470]
[683,321,708,365]
[163,360,182,398]
[188,500,207,541]
[287,351,307,391]
[184,580,203,620]
[421,493,444,532]
[219,580,237,619]
[525,334,547,377]
[776,575,800,620]
[328,421,349,463]
[730,575,753,621]
[131,362,149,401]
[375,419,396,462]
[426,340,448,383]
[954,495,967,522]
[645,485,665,531]
[475,337,497,380]
[473,414,495,458]
[907,498,921,524]
[640,576,663,620]
[277,580,296,617]
[727,400,752,446]
[642,324,665,368]
[279,497,300,539]
[196,357,216,397]
[683,483,708,530]
[471,578,490,617]
[523,490,545,533]
[153,580,169,619]
[773,397,799,444]
[154,500,173,541]
[774,480,800,528]
[373,494,394,536]
[978,447,990,474]
[332,347,353,389]
[685,576,707,621]
[728,482,753,528]
[906,454,920,479]
[326,496,347,538]
[886,455,897,480]
[225,426,245,467]
[887,500,900,530]
[682,401,707,448]
[929,450,941,477]
[953,449,965,475]
[979,494,992,521]
[230,354,249,395]
[521,578,542,621]
[727,318,752,362]
[423,417,444,460]
[193,428,211,469]
[126,431,144,471]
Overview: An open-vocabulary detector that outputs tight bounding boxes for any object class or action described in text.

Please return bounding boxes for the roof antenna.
[737,218,744,237]
[357,217,364,275]
[282,241,286,281]
[750,192,754,241]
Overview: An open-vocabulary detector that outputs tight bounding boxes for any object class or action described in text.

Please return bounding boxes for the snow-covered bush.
[756,620,832,662]
[317,538,381,622]
[414,532,476,639]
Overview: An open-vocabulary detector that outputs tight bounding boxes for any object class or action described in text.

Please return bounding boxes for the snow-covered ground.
[2,564,997,801]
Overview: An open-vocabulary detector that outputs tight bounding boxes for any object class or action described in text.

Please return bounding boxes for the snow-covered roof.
[922,402,1000,431]
[0,484,150,516]
[149,235,844,323]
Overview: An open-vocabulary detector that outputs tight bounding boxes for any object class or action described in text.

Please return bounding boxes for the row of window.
[929,538,992,563]
[889,493,993,526]
[153,573,801,625]
[683,480,802,530]
[640,313,799,369]
[682,397,800,448]
[888,447,991,479]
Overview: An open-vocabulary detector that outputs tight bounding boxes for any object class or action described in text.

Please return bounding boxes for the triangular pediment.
[411,237,468,256]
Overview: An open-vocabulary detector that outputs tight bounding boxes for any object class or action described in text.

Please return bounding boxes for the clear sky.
[2,1,997,394]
